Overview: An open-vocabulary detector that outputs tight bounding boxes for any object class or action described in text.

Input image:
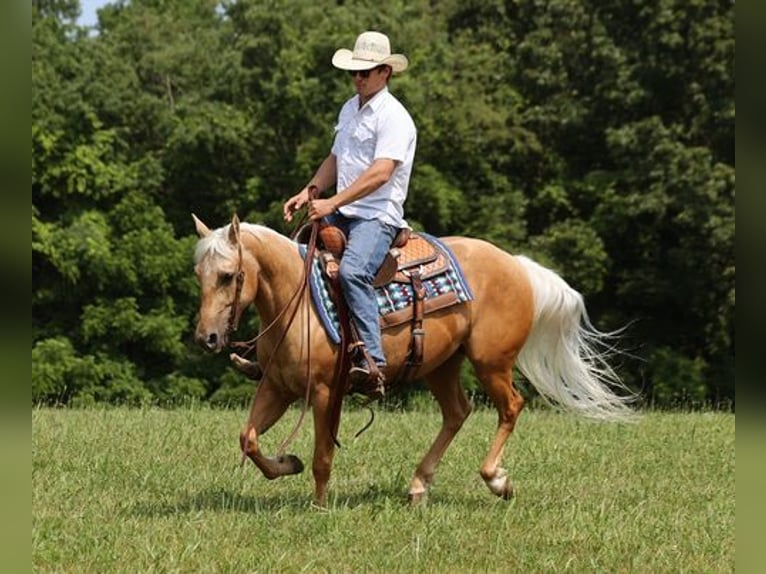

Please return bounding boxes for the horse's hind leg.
[474,363,525,499]
[408,353,473,505]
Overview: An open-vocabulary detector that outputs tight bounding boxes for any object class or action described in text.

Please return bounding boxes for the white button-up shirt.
[331,87,417,229]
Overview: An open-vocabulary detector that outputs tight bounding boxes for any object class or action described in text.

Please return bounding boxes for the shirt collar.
[357,86,389,113]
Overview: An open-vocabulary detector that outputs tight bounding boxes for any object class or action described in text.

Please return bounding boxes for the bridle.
[225,192,320,356]
[225,230,246,338]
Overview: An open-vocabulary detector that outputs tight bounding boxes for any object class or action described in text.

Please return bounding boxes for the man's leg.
[338,218,397,368]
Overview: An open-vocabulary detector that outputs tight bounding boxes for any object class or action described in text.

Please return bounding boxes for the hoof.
[275,454,305,475]
[260,454,304,480]
[407,488,428,506]
[484,468,514,500]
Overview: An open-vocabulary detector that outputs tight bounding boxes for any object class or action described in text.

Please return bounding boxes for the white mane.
[193,222,289,265]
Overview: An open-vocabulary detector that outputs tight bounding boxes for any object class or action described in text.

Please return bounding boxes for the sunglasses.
[348,65,386,78]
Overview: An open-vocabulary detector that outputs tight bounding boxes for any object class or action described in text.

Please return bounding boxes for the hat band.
[352,49,388,63]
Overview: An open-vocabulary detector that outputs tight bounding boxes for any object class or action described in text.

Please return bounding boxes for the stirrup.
[348,365,386,401]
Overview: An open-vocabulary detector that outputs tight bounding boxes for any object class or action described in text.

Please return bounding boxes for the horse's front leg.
[240,379,304,479]
[310,384,337,507]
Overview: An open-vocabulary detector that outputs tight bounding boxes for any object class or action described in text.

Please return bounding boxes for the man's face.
[350,65,390,101]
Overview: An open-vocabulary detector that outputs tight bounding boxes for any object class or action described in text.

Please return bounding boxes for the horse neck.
[241,227,305,324]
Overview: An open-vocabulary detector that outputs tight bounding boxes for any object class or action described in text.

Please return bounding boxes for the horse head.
[192,213,252,352]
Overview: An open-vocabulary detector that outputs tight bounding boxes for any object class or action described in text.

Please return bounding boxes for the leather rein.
[229,188,322,463]
[225,230,246,336]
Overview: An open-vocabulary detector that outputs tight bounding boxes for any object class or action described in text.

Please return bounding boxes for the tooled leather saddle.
[313,224,451,285]
[296,222,452,385]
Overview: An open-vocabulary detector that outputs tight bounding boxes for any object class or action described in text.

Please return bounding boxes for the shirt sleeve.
[373,104,415,163]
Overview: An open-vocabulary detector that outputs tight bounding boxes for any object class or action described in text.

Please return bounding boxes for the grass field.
[32,405,734,572]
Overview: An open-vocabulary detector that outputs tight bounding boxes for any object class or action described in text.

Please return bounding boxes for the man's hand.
[283,188,310,222]
[308,198,337,221]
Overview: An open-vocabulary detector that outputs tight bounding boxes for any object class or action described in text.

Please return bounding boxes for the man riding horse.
[283,31,416,400]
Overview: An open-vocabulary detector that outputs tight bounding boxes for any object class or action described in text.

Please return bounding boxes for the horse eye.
[218,272,234,286]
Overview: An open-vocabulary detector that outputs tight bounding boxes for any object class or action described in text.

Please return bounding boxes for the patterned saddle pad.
[299,233,474,345]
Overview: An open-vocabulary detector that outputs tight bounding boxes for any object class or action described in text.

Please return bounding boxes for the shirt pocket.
[332,118,352,154]
[351,121,376,156]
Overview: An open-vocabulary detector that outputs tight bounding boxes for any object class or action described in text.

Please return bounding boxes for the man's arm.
[307,154,338,194]
[307,158,396,221]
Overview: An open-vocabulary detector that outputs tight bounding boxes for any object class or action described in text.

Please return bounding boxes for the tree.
[32,0,734,407]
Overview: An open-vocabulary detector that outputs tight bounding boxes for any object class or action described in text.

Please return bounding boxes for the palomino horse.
[193,214,634,505]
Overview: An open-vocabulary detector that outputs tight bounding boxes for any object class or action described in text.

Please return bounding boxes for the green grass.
[33,405,734,573]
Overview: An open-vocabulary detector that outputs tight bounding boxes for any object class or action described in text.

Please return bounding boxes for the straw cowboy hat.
[332,31,409,73]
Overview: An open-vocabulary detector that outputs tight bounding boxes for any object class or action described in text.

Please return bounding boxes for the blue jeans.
[325,214,398,366]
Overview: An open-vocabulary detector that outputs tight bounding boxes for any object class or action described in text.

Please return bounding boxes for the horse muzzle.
[195,328,226,353]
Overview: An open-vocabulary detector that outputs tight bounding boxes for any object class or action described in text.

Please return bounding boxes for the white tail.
[516,256,636,421]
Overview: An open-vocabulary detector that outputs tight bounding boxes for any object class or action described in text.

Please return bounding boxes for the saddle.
[296,222,448,386]
[297,223,450,287]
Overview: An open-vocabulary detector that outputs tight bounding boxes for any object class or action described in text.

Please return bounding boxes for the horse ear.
[228,213,241,245]
[192,213,211,238]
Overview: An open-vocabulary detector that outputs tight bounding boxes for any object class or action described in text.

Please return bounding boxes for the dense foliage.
[32,0,734,407]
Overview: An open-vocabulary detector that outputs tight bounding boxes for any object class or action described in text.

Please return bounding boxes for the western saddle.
[296,221,449,392]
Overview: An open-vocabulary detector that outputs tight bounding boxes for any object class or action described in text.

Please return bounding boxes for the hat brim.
[332,49,408,73]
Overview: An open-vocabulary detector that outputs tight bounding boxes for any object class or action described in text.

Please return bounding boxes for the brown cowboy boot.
[229,353,263,380]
